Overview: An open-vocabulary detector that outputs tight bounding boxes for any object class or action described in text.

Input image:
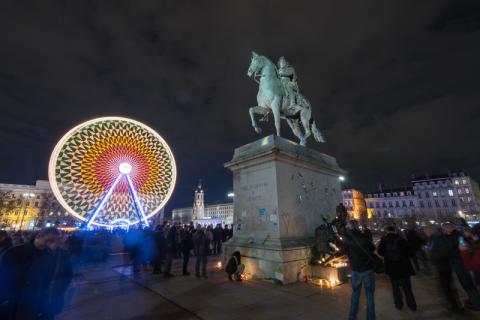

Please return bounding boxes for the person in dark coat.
[0,230,12,256]
[152,225,166,274]
[406,226,426,271]
[0,227,60,320]
[378,226,417,311]
[182,224,194,275]
[164,224,178,278]
[424,224,463,312]
[44,235,73,319]
[212,224,225,255]
[442,222,480,311]
[342,220,376,320]
[66,231,84,277]
[225,251,244,281]
[193,227,210,278]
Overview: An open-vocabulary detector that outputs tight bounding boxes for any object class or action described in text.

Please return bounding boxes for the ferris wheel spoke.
[86,174,123,228]
[126,174,149,227]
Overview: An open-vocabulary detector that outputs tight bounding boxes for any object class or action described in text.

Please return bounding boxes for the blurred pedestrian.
[213,224,225,255]
[193,227,210,278]
[406,226,427,272]
[164,223,178,278]
[152,225,166,274]
[182,224,194,275]
[378,226,417,311]
[0,230,12,256]
[0,227,60,319]
[459,227,480,285]
[44,234,73,319]
[424,224,462,312]
[442,222,480,311]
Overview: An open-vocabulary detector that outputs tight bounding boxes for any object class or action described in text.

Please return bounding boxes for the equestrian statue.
[247,51,325,146]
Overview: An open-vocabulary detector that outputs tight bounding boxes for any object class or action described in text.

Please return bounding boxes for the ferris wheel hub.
[119,162,132,175]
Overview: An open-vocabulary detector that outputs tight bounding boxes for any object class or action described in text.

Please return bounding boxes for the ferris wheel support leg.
[126,174,150,228]
[86,174,122,228]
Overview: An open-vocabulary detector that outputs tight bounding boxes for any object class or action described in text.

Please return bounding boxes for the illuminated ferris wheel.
[48,117,176,228]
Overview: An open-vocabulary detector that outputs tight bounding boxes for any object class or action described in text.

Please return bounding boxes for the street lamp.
[338,176,345,182]
[227,192,234,198]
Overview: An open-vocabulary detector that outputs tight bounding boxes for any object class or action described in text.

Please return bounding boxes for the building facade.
[412,171,480,220]
[365,188,417,218]
[360,170,480,221]
[172,182,234,225]
[0,180,69,230]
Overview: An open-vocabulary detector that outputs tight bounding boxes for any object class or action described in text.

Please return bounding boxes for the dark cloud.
[0,0,479,212]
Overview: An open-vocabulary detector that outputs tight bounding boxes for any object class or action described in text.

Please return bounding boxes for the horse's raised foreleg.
[249,106,268,134]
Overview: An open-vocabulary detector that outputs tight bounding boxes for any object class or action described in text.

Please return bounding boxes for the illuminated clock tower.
[192,180,205,219]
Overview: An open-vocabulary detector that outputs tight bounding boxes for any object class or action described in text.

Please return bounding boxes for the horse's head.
[247,51,264,77]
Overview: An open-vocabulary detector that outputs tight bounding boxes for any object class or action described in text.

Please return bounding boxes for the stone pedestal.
[223,135,345,284]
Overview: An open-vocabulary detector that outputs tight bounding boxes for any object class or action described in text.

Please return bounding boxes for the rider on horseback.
[277,56,299,111]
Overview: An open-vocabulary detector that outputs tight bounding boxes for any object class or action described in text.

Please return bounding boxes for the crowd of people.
[0,221,235,320]
[4,218,480,320]
[122,222,233,278]
[342,220,480,320]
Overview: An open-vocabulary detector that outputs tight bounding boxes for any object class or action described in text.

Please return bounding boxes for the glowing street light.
[338,176,345,182]
[227,192,234,198]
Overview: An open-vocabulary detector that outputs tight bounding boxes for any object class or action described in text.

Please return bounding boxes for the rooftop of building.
[0,180,51,191]
[365,186,413,197]
[411,170,467,182]
[172,202,233,212]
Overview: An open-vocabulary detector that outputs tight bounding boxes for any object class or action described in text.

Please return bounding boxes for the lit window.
[462,179,467,185]
[455,180,459,185]
[465,188,470,194]
[467,197,472,203]
[448,189,454,196]
[457,189,462,195]
[432,191,438,197]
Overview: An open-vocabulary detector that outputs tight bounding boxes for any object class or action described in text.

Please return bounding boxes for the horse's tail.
[310,119,326,143]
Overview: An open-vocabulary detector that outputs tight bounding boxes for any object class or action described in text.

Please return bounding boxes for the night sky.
[1,1,479,213]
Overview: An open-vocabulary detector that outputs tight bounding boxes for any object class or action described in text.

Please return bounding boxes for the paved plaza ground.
[58,253,479,320]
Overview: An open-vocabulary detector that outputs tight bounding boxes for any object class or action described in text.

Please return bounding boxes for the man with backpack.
[378,226,417,312]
